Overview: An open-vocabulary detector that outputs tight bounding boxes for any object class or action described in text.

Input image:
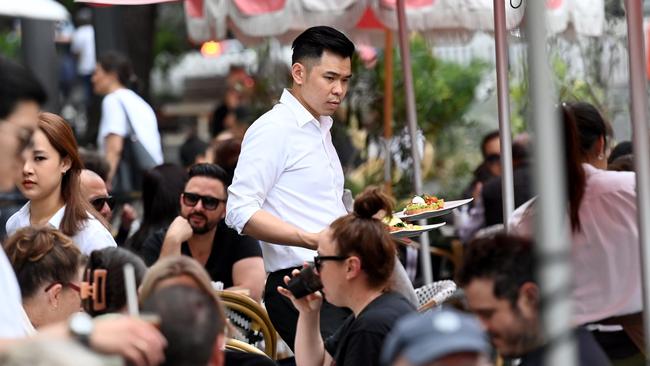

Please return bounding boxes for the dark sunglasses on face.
[313,255,349,272]
[91,196,115,212]
[485,153,501,164]
[182,192,225,211]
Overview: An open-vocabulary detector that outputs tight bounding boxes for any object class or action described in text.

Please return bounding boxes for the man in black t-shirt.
[141,164,265,301]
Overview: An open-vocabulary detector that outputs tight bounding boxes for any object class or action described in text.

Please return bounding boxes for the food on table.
[382,215,422,232]
[403,195,445,215]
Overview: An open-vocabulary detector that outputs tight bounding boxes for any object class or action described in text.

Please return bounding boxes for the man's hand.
[90,315,167,366]
[120,203,137,230]
[165,216,193,244]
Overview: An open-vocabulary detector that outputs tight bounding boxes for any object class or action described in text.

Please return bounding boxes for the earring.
[598,153,605,160]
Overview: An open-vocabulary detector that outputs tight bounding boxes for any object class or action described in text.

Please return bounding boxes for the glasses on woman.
[182,192,225,211]
[44,282,81,293]
[314,255,349,272]
[91,195,115,212]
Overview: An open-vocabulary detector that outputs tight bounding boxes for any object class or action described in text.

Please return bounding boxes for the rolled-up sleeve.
[226,116,288,234]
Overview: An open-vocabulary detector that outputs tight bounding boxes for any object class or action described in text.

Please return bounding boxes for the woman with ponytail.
[278,186,416,366]
[510,102,641,336]
[6,113,116,254]
[4,227,83,333]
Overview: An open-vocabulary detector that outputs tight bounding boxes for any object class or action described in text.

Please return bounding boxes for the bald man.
[80,169,113,221]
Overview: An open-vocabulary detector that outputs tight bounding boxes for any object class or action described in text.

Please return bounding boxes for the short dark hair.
[457,234,535,307]
[97,51,136,88]
[291,26,355,65]
[179,135,209,168]
[480,130,500,158]
[0,57,47,119]
[608,140,632,164]
[187,163,230,189]
[142,285,222,366]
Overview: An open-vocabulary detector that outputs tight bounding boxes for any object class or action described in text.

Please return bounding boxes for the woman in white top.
[4,227,84,334]
[6,113,117,254]
[92,51,163,187]
[510,102,641,333]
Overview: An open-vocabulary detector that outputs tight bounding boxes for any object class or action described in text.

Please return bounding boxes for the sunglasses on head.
[91,196,115,212]
[182,192,225,211]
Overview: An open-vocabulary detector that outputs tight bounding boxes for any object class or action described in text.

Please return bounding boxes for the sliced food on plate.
[382,215,422,232]
[403,194,445,215]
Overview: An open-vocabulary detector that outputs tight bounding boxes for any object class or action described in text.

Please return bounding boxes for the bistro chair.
[217,290,278,359]
[414,280,457,312]
[226,338,271,358]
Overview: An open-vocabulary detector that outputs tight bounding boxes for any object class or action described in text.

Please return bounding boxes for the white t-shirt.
[97,88,164,165]
[510,164,641,325]
[70,25,96,75]
[6,203,117,255]
[0,247,28,338]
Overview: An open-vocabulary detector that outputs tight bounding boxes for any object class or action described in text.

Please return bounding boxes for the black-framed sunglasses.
[91,196,115,212]
[182,192,226,211]
[314,255,349,272]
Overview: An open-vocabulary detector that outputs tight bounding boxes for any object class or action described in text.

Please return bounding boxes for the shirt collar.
[279,89,333,131]
[47,205,66,229]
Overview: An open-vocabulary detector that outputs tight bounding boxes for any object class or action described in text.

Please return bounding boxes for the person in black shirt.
[141,163,265,301]
[458,234,611,366]
[278,187,416,366]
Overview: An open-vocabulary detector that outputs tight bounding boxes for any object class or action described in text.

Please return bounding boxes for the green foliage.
[0,31,20,60]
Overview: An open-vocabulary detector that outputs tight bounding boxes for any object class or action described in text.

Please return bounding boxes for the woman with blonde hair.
[3,227,83,334]
[6,112,116,254]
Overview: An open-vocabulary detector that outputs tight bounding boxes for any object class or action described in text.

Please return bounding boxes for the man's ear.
[345,256,362,280]
[291,63,307,86]
[208,334,226,366]
[517,282,539,318]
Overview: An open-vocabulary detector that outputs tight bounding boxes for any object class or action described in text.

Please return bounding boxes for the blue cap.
[381,308,491,365]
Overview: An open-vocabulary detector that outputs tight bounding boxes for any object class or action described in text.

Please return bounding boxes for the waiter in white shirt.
[226,26,355,350]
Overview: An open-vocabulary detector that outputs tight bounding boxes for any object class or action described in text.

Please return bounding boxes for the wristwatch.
[69,312,94,347]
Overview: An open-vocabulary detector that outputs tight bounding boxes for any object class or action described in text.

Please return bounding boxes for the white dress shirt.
[226,89,347,272]
[6,203,117,255]
[510,164,641,325]
[0,247,28,338]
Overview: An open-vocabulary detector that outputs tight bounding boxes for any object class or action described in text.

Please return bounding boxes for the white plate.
[390,222,446,239]
[394,198,474,221]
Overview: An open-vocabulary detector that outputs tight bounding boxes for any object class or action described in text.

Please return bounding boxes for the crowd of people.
[0,22,645,366]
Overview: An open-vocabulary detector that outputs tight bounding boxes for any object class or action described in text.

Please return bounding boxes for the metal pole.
[623,0,650,358]
[383,29,394,196]
[525,0,576,365]
[493,0,515,228]
[396,0,433,284]
[21,18,59,113]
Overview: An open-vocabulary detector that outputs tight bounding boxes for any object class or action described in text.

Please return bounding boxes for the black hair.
[142,285,222,366]
[84,247,147,316]
[561,102,608,232]
[179,135,209,168]
[188,163,230,189]
[97,51,136,88]
[480,130,500,158]
[457,234,534,307]
[126,164,188,254]
[0,57,47,119]
[291,26,355,65]
[608,140,632,164]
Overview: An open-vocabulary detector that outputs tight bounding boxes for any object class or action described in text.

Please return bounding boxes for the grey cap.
[381,308,491,366]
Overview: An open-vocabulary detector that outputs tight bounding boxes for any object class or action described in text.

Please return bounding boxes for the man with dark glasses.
[80,169,134,246]
[140,163,265,301]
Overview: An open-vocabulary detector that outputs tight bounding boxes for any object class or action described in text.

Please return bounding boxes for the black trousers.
[264,267,352,351]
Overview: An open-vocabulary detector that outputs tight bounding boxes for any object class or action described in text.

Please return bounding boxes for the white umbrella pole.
[525,0,576,365]
[493,0,515,227]
[396,0,432,284]
[623,0,650,358]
